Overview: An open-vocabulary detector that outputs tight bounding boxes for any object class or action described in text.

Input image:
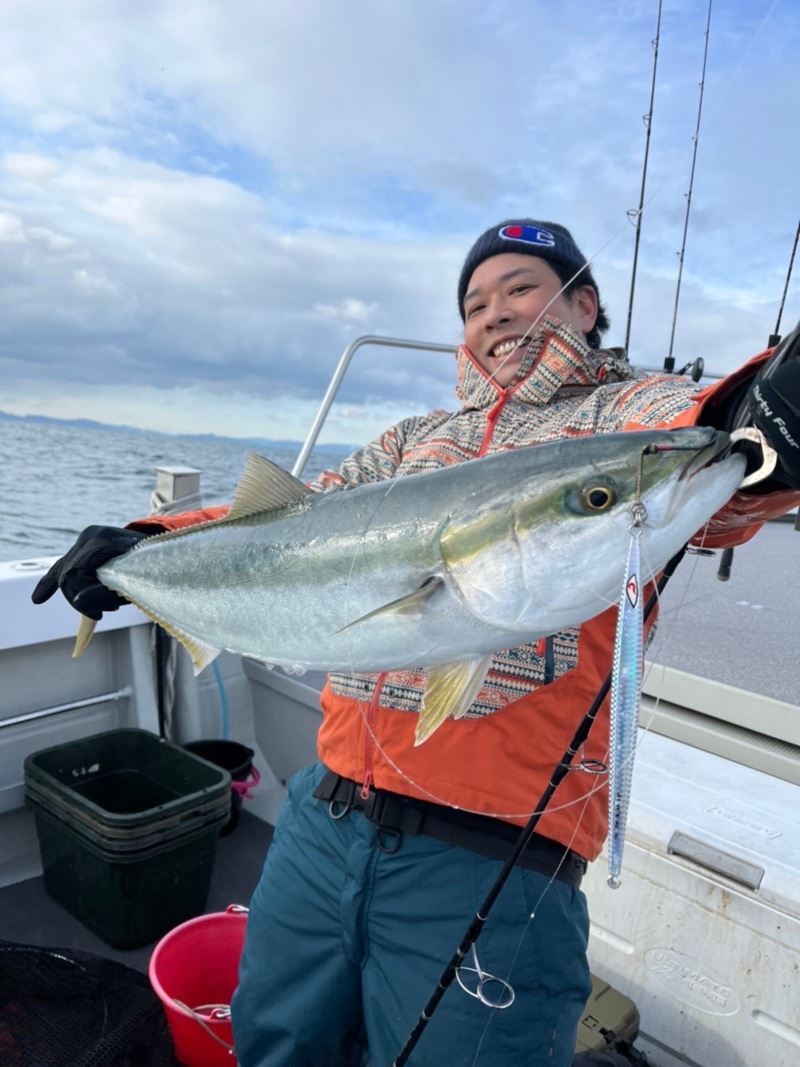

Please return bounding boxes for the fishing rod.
[392,548,688,1066]
[664,0,713,374]
[769,220,800,347]
[624,0,663,361]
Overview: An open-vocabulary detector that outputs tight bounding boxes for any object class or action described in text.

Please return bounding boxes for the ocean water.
[0,418,346,564]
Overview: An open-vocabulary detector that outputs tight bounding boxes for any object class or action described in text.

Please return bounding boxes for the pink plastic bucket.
[149,906,247,1066]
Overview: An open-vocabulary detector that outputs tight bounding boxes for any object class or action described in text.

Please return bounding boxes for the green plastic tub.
[24,728,232,948]
[29,797,223,948]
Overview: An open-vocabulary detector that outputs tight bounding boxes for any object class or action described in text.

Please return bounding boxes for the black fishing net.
[0,939,179,1067]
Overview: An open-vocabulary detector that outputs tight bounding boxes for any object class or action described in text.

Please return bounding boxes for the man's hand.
[748,361,800,489]
[31,525,153,620]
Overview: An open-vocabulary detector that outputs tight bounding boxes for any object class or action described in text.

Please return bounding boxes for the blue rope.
[211,659,230,739]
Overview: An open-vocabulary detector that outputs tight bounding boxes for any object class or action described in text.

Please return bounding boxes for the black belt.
[313,770,586,888]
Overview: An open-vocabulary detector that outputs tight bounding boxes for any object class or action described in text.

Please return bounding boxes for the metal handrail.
[636,363,723,381]
[291,335,455,477]
[1,687,133,730]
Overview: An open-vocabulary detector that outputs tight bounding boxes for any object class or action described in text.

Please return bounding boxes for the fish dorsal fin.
[414,653,493,746]
[334,576,444,635]
[226,453,311,521]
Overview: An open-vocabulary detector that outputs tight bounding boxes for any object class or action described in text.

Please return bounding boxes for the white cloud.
[313,299,378,323]
[0,211,25,241]
[5,152,61,179]
[0,0,797,441]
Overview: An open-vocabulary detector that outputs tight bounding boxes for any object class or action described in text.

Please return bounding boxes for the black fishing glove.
[31,525,153,620]
[747,360,800,489]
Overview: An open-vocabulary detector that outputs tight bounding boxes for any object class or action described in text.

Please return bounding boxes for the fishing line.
[458,789,597,1067]
[699,0,782,131]
[771,220,800,344]
[640,523,713,678]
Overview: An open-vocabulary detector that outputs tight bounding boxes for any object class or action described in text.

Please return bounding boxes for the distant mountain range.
[0,408,357,455]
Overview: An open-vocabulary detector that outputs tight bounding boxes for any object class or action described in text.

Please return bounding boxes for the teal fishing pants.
[231,762,591,1067]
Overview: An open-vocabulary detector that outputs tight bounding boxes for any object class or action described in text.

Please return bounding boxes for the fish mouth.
[676,428,733,480]
[639,427,742,533]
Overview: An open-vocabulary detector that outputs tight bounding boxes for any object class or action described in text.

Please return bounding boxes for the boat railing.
[291,335,455,477]
[642,663,800,787]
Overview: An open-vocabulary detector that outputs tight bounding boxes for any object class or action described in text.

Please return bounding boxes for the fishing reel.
[717,318,800,581]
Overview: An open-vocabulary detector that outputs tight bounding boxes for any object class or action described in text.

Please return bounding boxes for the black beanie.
[457,219,599,320]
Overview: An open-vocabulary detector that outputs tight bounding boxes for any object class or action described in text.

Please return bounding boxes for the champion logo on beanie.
[457,218,598,322]
[499,223,556,248]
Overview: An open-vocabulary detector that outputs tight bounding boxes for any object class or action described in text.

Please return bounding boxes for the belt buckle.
[352,788,403,854]
[329,798,350,820]
[375,825,402,854]
[323,774,357,821]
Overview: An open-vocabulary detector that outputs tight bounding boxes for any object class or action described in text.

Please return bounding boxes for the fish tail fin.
[73,615,98,658]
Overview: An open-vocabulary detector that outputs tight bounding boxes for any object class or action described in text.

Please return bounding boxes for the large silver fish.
[75,426,745,743]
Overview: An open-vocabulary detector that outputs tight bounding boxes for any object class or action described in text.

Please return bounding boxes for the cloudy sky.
[1,0,797,445]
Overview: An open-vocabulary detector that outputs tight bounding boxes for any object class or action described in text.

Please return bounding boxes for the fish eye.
[580,483,617,512]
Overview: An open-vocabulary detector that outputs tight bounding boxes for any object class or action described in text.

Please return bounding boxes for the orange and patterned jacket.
[133,318,798,862]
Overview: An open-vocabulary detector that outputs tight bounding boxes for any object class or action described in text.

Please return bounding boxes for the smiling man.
[458,220,609,388]
[462,251,597,387]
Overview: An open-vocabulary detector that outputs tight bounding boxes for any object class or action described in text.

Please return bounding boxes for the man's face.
[462,253,598,388]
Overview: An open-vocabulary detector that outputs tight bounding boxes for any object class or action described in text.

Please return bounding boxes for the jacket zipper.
[361,673,387,798]
[477,393,509,456]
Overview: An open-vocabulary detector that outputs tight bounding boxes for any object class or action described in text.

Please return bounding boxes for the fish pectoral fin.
[72,615,99,658]
[414,654,493,746]
[226,453,311,520]
[334,576,444,635]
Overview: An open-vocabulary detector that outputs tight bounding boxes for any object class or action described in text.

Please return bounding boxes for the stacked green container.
[24,728,231,949]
